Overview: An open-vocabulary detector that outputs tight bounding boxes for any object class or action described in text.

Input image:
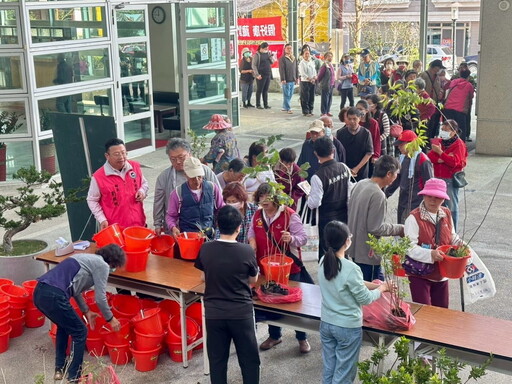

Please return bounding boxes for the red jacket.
[363,118,381,160]
[444,78,474,113]
[410,206,453,281]
[417,90,436,121]
[94,161,146,228]
[252,207,301,275]
[427,138,467,179]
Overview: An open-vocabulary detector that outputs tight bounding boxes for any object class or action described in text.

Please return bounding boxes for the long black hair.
[321,221,351,281]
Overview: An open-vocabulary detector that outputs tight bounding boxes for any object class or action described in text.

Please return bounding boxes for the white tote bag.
[463,249,497,305]
[299,205,319,262]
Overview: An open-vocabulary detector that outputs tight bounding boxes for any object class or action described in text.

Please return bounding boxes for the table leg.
[201,297,210,375]
[179,292,189,368]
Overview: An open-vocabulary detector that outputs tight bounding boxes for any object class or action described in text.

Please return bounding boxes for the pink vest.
[253,207,301,275]
[410,206,453,281]
[94,161,146,228]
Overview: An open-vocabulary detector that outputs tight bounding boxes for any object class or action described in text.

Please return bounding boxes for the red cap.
[394,130,418,145]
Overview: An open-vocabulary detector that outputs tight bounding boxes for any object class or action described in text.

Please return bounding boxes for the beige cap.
[308,120,325,133]
[183,157,205,178]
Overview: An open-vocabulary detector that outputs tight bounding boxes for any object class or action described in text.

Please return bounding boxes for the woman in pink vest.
[247,183,310,354]
[403,178,462,308]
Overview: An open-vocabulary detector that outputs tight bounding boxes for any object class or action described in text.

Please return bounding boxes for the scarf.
[419,201,446,225]
[399,150,421,180]
[441,135,458,147]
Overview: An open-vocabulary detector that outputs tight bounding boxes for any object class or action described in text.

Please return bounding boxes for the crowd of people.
[40,43,473,384]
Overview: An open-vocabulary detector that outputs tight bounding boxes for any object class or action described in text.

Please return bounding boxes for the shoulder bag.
[402,215,441,276]
[452,170,468,188]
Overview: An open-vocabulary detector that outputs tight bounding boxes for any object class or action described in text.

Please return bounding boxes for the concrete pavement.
[1,91,511,383]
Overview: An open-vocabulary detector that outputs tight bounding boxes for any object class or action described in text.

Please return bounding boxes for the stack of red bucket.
[130,307,164,372]
[0,280,30,342]
[0,278,14,354]
[22,280,46,328]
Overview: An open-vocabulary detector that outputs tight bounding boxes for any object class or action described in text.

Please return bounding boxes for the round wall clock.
[152,6,166,24]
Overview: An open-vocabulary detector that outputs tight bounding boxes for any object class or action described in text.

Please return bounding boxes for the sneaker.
[307,113,314,117]
[256,106,264,110]
[299,339,311,353]
[54,369,64,381]
[287,110,293,114]
[247,103,255,108]
[264,106,271,109]
[259,337,282,350]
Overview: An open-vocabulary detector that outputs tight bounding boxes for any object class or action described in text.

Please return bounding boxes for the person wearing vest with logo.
[166,157,225,238]
[307,137,351,260]
[247,183,310,354]
[317,51,336,117]
[385,131,433,224]
[404,178,462,308]
[87,138,148,230]
[33,244,125,382]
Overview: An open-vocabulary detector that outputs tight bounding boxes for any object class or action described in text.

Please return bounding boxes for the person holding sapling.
[403,178,464,308]
[318,221,393,384]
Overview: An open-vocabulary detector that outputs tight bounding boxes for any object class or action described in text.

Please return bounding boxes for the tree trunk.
[2,222,30,253]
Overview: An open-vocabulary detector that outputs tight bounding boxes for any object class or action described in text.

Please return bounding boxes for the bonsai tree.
[0,111,24,149]
[0,166,66,254]
[358,336,491,384]
[366,234,412,318]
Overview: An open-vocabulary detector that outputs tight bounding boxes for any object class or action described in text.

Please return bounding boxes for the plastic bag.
[256,285,302,304]
[84,366,121,384]
[363,291,416,331]
[463,248,496,305]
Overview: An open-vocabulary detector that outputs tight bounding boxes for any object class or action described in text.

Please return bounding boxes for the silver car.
[427,45,453,71]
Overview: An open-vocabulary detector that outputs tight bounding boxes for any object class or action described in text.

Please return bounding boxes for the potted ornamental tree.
[0,166,66,283]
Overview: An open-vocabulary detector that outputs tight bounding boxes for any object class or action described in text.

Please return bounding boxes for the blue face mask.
[325,127,332,137]
[243,52,251,58]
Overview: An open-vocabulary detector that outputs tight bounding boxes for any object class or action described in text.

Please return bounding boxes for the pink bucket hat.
[203,114,232,130]
[418,178,450,200]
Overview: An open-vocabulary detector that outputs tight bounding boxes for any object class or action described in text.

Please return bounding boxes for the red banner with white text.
[237,17,283,41]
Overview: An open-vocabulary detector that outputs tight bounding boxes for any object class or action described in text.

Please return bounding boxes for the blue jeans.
[320,321,362,384]
[320,87,334,115]
[442,177,460,231]
[34,283,87,381]
[241,81,254,104]
[355,263,384,282]
[268,272,307,341]
[282,82,295,111]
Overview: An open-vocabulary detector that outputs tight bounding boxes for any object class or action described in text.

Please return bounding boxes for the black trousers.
[255,75,271,107]
[340,87,354,108]
[300,82,315,114]
[206,317,260,384]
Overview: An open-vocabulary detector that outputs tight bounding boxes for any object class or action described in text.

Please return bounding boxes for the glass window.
[185,7,225,31]
[186,37,226,68]
[0,100,28,137]
[39,137,59,175]
[38,89,113,131]
[121,80,150,116]
[1,141,35,182]
[119,43,148,77]
[188,74,228,103]
[116,10,146,38]
[0,9,18,45]
[33,48,110,89]
[29,7,107,44]
[231,67,237,93]
[0,56,24,90]
[231,97,239,127]
[124,117,151,151]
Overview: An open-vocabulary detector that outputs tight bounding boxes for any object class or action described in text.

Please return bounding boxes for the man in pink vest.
[87,138,148,229]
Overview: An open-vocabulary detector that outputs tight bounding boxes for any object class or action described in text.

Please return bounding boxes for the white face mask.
[439,130,451,140]
[325,127,332,138]
[227,201,243,210]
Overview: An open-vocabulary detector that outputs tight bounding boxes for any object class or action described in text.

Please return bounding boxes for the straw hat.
[202,114,232,130]
[418,178,450,200]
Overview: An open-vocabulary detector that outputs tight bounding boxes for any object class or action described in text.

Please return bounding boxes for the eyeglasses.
[108,151,127,158]
[169,154,188,163]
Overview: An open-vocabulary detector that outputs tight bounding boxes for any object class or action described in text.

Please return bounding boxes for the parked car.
[464,54,478,75]
[427,45,453,71]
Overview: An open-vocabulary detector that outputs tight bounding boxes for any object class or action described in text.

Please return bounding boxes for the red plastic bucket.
[167,342,193,363]
[8,301,25,319]
[166,316,199,344]
[0,311,8,325]
[25,306,45,328]
[186,302,203,350]
[99,318,132,345]
[134,328,165,351]
[92,223,125,248]
[0,279,14,288]
[176,233,205,261]
[124,248,150,273]
[140,298,158,310]
[111,294,141,319]
[131,345,161,372]
[105,342,132,365]
[0,326,11,354]
[86,316,107,339]
[158,299,180,319]
[86,337,107,356]
[260,254,293,285]
[0,295,9,312]
[392,255,406,277]
[123,226,155,252]
[9,314,25,338]
[438,245,471,279]
[151,235,175,258]
[22,280,38,297]
[0,319,10,333]
[0,284,30,305]
[132,308,163,334]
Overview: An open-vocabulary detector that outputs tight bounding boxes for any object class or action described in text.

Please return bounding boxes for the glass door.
[113,5,153,154]
[178,1,238,134]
